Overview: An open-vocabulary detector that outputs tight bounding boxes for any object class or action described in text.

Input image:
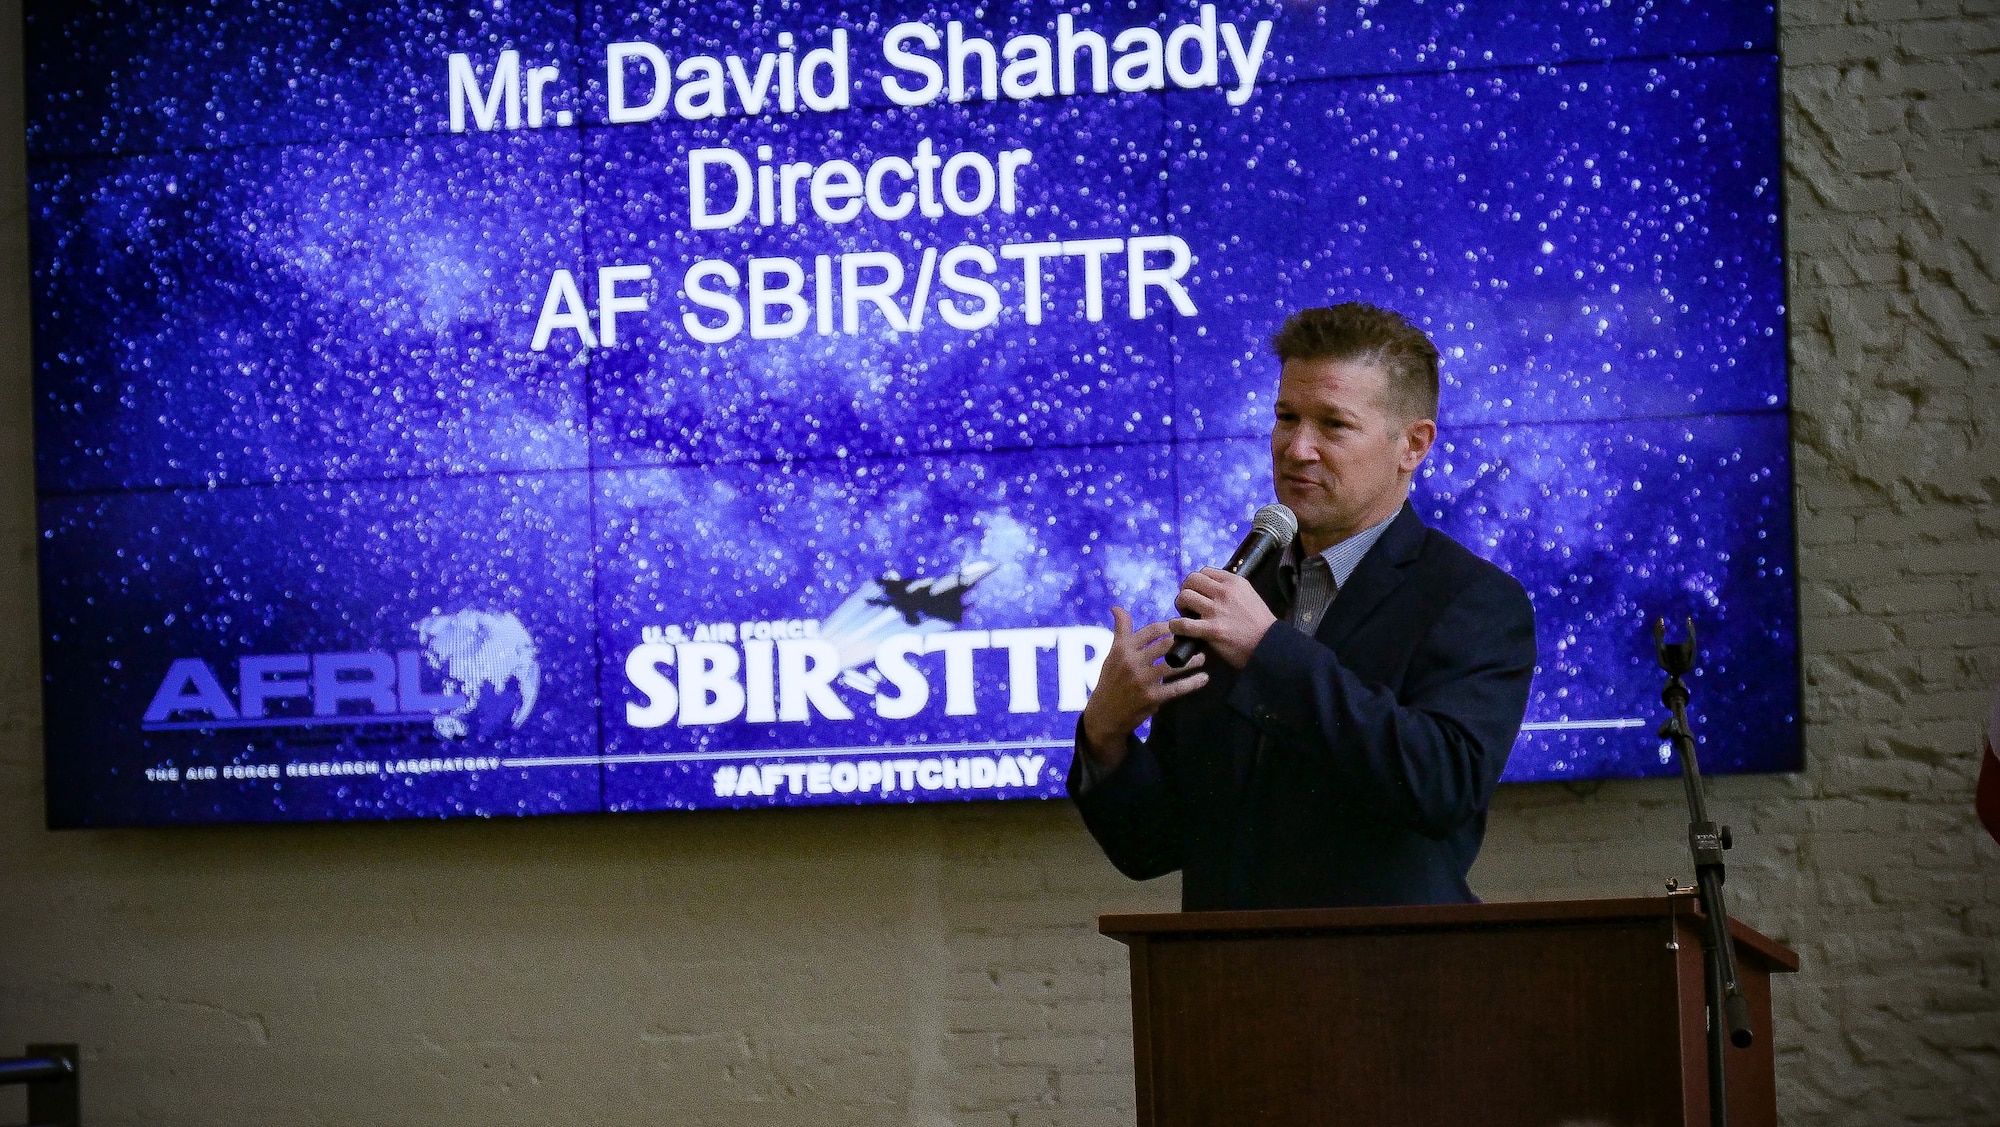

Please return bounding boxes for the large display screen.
[27,1,1797,827]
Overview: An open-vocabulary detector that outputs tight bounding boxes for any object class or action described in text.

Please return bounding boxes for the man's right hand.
[1079,606,1211,773]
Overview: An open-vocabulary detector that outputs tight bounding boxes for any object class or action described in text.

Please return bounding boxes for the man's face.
[1270,357,1436,552]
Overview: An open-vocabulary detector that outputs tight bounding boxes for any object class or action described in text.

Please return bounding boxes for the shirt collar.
[1279,509,1401,590]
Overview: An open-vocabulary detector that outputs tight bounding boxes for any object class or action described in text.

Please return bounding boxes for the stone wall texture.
[2,0,1996,1123]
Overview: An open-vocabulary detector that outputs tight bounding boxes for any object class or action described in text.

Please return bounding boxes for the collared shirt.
[1278,510,1399,634]
[1072,507,1401,795]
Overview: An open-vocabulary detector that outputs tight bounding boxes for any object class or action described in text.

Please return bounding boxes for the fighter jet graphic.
[866,560,998,626]
[817,560,998,695]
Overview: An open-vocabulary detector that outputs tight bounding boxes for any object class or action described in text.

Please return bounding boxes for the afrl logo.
[141,610,541,740]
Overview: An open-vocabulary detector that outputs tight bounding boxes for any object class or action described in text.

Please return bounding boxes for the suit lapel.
[1248,548,1292,620]
[1315,502,1427,652]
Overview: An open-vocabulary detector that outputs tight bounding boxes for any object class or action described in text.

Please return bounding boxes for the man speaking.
[1070,303,1537,910]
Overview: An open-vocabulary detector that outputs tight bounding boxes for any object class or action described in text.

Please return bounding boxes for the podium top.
[1100,895,1799,972]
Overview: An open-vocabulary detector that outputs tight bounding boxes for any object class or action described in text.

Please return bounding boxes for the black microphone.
[1165,503,1298,668]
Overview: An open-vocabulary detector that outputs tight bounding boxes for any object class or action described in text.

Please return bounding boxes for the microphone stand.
[1654,618,1754,1127]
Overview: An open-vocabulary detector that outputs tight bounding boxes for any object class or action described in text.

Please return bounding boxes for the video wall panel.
[26,0,1797,827]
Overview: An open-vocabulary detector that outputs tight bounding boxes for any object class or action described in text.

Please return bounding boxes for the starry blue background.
[26,0,1795,827]
[38,474,602,826]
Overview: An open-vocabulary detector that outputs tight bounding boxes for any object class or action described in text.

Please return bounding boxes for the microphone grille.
[1251,503,1298,543]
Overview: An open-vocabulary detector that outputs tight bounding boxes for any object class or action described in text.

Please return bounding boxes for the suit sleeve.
[1227,569,1536,840]
[1066,714,1186,881]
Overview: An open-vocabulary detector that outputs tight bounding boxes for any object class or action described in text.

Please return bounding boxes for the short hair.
[1269,303,1440,422]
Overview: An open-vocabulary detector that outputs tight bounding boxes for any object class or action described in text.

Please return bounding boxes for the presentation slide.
[27,0,1797,827]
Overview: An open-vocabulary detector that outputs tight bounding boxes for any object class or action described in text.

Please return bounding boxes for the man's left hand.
[1170,567,1277,669]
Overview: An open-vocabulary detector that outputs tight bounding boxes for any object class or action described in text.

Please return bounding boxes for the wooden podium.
[1101,897,1798,1127]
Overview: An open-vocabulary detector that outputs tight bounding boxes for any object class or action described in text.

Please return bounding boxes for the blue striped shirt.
[1278,510,1399,634]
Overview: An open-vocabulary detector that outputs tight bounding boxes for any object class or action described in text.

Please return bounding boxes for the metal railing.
[0,1045,78,1127]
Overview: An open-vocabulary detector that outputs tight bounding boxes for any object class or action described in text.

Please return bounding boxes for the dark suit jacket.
[1069,501,1536,910]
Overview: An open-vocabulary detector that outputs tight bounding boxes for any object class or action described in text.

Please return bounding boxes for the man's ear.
[1399,418,1437,474]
